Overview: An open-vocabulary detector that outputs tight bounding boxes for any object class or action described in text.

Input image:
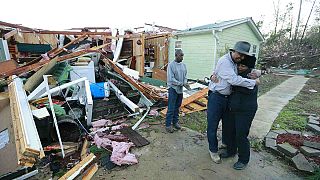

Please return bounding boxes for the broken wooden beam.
[184,104,195,111]
[81,139,89,160]
[82,163,98,180]
[23,58,57,93]
[0,21,38,32]
[48,34,88,58]
[103,58,150,99]
[0,60,18,76]
[4,29,18,40]
[181,87,208,107]
[22,30,112,36]
[160,87,208,117]
[59,153,96,180]
[193,100,206,107]
[0,44,106,79]
[8,76,44,167]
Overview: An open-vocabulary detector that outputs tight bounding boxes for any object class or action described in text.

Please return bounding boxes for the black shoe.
[233,161,247,170]
[165,126,174,133]
[220,151,236,158]
[219,143,227,149]
[173,123,181,130]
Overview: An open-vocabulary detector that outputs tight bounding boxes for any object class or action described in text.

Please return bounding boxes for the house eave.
[173,29,212,36]
[173,17,265,42]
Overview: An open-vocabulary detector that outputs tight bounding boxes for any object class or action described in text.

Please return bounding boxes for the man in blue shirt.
[207,41,259,163]
[166,49,190,133]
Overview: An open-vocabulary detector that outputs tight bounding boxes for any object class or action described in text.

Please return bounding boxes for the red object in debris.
[277,133,320,165]
[276,134,303,148]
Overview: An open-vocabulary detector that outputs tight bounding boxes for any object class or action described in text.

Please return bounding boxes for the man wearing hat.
[221,55,259,170]
[206,41,259,164]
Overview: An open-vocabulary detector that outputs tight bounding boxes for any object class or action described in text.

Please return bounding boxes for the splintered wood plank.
[140,34,145,76]
[82,163,98,180]
[160,88,208,117]
[81,139,89,160]
[194,100,206,107]
[120,127,150,147]
[181,88,208,107]
[184,104,195,111]
[49,34,87,57]
[0,60,18,75]
[181,100,208,114]
[103,58,157,102]
[8,82,25,164]
[4,29,18,40]
[59,153,95,180]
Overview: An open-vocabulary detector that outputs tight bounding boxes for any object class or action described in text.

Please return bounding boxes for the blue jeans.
[227,111,256,164]
[166,87,183,127]
[208,90,227,145]
[207,92,229,153]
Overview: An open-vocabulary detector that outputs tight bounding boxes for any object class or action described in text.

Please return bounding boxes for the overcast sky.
[1,0,318,34]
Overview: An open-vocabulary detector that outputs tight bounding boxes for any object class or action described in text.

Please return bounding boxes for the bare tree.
[294,0,303,40]
[273,0,281,35]
[300,0,318,43]
[289,16,293,40]
[280,3,293,31]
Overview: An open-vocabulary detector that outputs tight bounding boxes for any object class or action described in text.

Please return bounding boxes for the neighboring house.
[168,17,264,80]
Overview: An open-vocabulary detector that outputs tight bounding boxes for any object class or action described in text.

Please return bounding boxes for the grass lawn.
[272,77,320,131]
[258,74,290,97]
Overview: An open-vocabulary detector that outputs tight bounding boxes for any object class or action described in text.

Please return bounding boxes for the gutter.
[212,29,221,67]
[173,28,212,36]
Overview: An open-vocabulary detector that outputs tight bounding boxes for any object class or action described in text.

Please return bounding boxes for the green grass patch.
[272,78,320,131]
[250,138,264,152]
[306,168,320,180]
[181,111,207,133]
[272,106,307,131]
[258,74,290,97]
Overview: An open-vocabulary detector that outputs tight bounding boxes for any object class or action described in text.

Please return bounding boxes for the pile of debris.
[0,21,208,179]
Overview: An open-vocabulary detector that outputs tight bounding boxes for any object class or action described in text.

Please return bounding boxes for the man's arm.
[218,60,257,89]
[183,64,188,85]
[167,63,183,86]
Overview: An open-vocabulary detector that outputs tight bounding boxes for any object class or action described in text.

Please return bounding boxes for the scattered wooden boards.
[59,153,96,180]
[160,88,208,117]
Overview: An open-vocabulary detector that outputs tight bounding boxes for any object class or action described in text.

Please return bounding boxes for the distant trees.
[293,0,303,41]
[259,0,320,69]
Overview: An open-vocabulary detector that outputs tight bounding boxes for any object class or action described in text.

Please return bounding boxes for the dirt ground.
[93,125,301,180]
